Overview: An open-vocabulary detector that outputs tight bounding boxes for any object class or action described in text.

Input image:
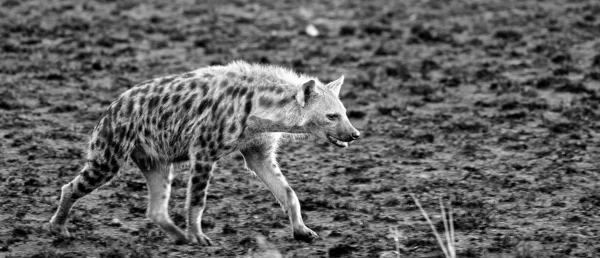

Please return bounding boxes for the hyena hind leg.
[139,163,188,244]
[185,160,215,246]
[45,160,120,237]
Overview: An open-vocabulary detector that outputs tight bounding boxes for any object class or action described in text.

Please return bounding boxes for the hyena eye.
[326,114,339,121]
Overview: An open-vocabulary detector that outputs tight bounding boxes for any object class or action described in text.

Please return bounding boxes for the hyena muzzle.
[44,61,360,245]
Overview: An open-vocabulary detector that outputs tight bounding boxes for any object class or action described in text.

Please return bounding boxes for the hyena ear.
[326,75,344,96]
[296,80,316,107]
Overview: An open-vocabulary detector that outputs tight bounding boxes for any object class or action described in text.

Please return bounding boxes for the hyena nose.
[351,131,360,140]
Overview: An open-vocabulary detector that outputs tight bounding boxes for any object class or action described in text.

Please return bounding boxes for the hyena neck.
[246,116,307,134]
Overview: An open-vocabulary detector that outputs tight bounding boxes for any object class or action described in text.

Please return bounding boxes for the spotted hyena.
[45,61,360,245]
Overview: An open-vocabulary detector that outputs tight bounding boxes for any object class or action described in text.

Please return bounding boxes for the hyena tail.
[46,115,135,237]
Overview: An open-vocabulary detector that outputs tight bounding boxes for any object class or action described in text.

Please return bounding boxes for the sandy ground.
[1,0,600,257]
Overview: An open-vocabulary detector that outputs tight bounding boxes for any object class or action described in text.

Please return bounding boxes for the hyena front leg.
[139,163,188,244]
[185,159,215,245]
[241,146,319,243]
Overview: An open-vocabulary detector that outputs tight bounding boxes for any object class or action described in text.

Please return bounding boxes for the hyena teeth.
[328,135,349,148]
[46,60,359,245]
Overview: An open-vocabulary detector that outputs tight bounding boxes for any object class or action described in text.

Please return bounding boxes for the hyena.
[45,61,360,245]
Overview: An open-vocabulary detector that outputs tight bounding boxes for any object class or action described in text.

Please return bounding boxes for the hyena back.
[45,61,360,245]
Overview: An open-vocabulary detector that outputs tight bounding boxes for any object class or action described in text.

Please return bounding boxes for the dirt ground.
[1,0,600,257]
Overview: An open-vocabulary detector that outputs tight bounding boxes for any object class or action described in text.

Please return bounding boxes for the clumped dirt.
[1,0,600,257]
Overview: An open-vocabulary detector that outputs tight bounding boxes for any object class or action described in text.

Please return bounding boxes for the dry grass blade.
[410,194,456,258]
[439,199,456,257]
[410,194,450,258]
[448,201,456,255]
[388,226,401,258]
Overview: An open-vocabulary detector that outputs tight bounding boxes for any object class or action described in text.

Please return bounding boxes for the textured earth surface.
[1,0,600,257]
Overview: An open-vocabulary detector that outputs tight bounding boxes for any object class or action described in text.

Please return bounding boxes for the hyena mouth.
[327,135,349,148]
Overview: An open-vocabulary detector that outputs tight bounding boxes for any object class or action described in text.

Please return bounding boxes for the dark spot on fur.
[98,140,107,150]
[191,175,201,184]
[260,86,277,92]
[138,96,146,106]
[239,87,248,97]
[277,97,293,108]
[226,71,237,78]
[161,94,171,104]
[183,93,197,111]
[98,162,111,173]
[225,87,234,96]
[275,88,284,94]
[209,149,218,157]
[199,81,209,96]
[208,141,215,150]
[217,119,225,139]
[175,82,186,92]
[203,73,214,79]
[220,79,229,88]
[162,195,167,199]
[160,111,172,128]
[125,125,135,141]
[116,125,127,142]
[259,97,274,108]
[217,131,224,144]
[227,106,234,116]
[182,73,195,78]
[126,99,135,115]
[171,94,181,105]
[144,128,152,137]
[210,98,219,115]
[198,98,213,113]
[76,182,89,194]
[148,95,160,111]
[109,156,119,168]
[230,87,240,98]
[228,124,236,134]
[101,116,113,140]
[189,81,198,91]
[103,148,113,162]
[199,138,207,148]
[246,77,255,83]
[194,163,206,173]
[244,91,254,115]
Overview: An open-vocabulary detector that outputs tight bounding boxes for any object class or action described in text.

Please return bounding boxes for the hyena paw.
[293,226,319,243]
[43,222,71,238]
[187,232,213,246]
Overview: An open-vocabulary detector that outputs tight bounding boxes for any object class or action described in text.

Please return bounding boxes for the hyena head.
[295,76,360,148]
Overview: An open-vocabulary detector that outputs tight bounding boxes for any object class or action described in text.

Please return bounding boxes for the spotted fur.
[45,61,360,245]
